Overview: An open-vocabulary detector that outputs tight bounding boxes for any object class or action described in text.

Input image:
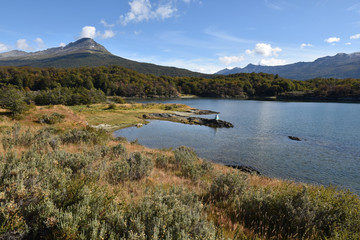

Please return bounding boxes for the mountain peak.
[64,38,110,54]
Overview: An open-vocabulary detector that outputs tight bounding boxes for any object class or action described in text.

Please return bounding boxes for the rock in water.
[288,136,301,141]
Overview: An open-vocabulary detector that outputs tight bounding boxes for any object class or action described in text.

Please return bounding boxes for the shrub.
[207,173,248,204]
[114,136,127,142]
[127,152,153,181]
[47,151,94,174]
[112,96,126,104]
[107,159,130,184]
[0,87,28,117]
[107,152,153,183]
[173,146,207,181]
[39,112,65,124]
[106,103,117,110]
[155,155,172,169]
[60,127,110,145]
[110,143,127,159]
[173,146,198,169]
[125,188,218,240]
[227,185,360,239]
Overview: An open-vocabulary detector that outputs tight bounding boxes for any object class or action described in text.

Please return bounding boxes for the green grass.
[69,103,191,129]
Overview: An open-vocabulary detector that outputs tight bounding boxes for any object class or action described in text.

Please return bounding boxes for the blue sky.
[1,0,360,73]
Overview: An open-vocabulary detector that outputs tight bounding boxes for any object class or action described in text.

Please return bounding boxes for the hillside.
[217,53,360,80]
[0,38,207,78]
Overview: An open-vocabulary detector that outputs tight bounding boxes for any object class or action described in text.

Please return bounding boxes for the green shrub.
[39,112,65,124]
[230,186,360,239]
[127,152,153,181]
[112,96,126,104]
[208,173,248,205]
[60,127,110,145]
[107,159,130,184]
[107,152,153,183]
[114,136,127,142]
[110,143,127,159]
[0,87,28,117]
[47,151,94,174]
[125,188,218,240]
[173,146,208,181]
[106,103,117,110]
[155,155,172,169]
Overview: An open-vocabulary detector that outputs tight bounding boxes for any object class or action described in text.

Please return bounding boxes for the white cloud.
[35,37,46,49]
[350,33,360,39]
[219,55,244,65]
[346,42,352,45]
[16,39,32,51]
[0,43,9,52]
[78,26,116,40]
[246,43,282,57]
[259,58,286,66]
[183,0,191,3]
[119,0,177,25]
[79,26,97,39]
[155,5,177,19]
[59,42,66,47]
[100,29,116,39]
[300,43,313,49]
[100,19,115,28]
[325,37,340,43]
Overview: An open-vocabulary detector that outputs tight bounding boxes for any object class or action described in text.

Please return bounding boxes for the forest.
[0,65,360,105]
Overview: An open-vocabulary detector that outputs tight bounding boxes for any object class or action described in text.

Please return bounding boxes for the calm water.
[115,99,360,194]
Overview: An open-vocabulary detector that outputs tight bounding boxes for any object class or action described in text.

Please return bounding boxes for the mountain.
[0,38,207,77]
[216,53,360,80]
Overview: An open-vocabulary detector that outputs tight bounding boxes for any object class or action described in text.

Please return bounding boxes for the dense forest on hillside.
[1,66,360,101]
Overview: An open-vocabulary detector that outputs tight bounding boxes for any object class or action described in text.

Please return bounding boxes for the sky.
[2,0,360,74]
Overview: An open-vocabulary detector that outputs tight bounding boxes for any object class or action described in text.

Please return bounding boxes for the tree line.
[1,65,360,101]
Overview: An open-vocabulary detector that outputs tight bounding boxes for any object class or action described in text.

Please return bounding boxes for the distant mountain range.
[3,38,360,80]
[217,53,360,80]
[0,38,207,77]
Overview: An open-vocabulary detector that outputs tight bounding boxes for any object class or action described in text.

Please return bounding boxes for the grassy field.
[0,103,359,239]
[69,103,192,129]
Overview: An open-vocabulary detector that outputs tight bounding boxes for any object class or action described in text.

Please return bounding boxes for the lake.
[114,99,360,194]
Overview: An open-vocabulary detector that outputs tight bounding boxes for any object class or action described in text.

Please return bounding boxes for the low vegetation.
[0,105,359,239]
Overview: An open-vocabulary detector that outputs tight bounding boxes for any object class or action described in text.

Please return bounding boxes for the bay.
[114,99,360,194]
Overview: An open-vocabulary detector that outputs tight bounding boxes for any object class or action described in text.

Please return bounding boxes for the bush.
[110,143,127,159]
[47,151,94,174]
[0,87,28,117]
[155,155,172,169]
[125,188,218,240]
[241,186,360,239]
[173,146,208,181]
[107,158,130,184]
[207,173,248,204]
[60,127,110,145]
[127,152,153,181]
[106,103,117,110]
[107,152,153,183]
[39,112,65,124]
[112,96,126,104]
[114,136,127,142]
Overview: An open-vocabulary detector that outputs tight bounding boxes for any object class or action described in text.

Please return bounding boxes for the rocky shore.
[142,112,234,128]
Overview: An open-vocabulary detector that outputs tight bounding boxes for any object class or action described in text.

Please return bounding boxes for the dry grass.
[3,103,353,239]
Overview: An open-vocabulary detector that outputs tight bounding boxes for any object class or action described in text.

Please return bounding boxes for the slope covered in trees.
[1,66,360,101]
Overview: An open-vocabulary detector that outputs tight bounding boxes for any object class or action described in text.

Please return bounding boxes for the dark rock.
[143,113,234,128]
[288,136,301,141]
[226,165,261,175]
